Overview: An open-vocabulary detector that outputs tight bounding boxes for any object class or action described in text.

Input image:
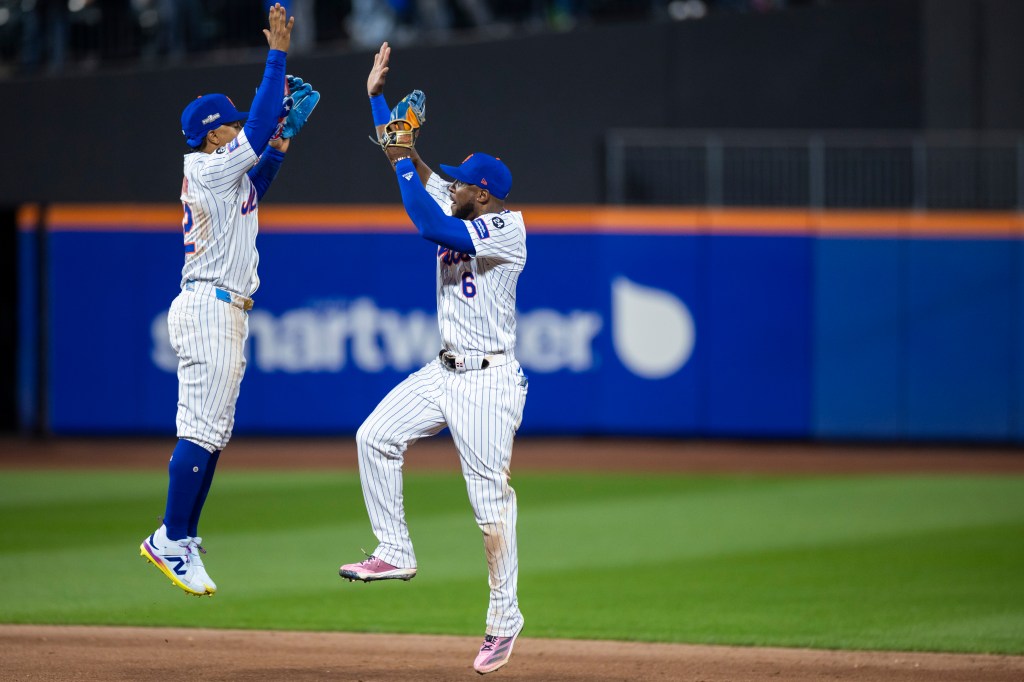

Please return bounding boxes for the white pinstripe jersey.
[425,173,527,356]
[179,130,262,297]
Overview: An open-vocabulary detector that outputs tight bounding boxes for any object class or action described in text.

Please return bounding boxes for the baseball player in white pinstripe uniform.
[338,43,529,675]
[140,4,319,597]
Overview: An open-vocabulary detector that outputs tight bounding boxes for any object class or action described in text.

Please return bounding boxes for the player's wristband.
[370,94,391,127]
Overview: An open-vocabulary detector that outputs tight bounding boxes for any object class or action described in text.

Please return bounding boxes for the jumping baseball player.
[338,42,529,675]
[140,3,320,597]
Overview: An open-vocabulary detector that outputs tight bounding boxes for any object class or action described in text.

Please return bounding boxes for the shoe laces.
[186,539,207,569]
[480,635,498,651]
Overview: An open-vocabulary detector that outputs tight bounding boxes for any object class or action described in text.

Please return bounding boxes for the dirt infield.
[2,624,1024,682]
[3,435,1024,474]
[2,436,1023,681]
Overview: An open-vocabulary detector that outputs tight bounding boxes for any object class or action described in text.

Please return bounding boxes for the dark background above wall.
[2,0,1022,205]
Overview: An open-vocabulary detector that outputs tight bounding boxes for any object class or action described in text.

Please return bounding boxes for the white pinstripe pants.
[356,357,528,636]
[168,285,249,453]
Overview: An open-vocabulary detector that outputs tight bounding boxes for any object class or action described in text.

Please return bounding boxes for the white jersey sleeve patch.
[468,211,526,266]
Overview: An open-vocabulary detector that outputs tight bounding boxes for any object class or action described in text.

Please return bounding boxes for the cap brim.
[440,163,468,183]
[184,110,250,147]
[441,164,495,194]
[440,162,509,199]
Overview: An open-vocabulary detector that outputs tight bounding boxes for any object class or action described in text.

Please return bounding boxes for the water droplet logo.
[612,276,695,379]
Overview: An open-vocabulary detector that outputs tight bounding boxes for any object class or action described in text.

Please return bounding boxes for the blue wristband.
[370,94,391,127]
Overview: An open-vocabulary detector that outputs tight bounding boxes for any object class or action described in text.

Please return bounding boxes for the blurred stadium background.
[2,0,1024,444]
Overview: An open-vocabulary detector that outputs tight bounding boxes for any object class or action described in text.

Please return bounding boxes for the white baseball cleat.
[139,525,211,597]
[187,537,217,594]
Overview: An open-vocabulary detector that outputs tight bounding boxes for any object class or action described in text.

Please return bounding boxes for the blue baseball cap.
[440,153,512,200]
[181,94,248,147]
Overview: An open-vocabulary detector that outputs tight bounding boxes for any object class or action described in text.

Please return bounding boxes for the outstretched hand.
[368,42,390,97]
[263,3,294,53]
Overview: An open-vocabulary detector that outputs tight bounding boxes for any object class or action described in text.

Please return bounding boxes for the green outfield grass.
[1,469,1022,654]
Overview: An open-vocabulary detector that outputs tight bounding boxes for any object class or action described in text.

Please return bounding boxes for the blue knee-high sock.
[163,439,211,541]
[188,449,220,538]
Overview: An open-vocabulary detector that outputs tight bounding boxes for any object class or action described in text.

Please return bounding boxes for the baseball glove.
[269,90,295,141]
[282,75,320,139]
[264,75,302,141]
[374,90,426,150]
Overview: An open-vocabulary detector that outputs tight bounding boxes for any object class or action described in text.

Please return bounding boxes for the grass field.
[1,469,1022,655]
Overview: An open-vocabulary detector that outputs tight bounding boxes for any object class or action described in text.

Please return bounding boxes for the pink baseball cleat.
[473,627,522,675]
[338,555,417,582]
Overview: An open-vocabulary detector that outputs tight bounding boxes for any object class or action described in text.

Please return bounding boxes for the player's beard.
[451,200,473,220]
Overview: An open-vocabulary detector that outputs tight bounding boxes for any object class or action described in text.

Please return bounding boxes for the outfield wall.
[17,205,1024,441]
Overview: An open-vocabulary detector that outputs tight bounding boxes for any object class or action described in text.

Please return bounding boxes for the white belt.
[184,280,254,311]
[438,350,511,372]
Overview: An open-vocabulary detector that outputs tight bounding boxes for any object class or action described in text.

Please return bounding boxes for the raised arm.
[367,42,434,184]
[367,41,391,140]
[393,158,476,255]
[244,3,293,157]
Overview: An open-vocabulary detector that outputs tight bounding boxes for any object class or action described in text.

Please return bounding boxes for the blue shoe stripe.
[168,555,188,576]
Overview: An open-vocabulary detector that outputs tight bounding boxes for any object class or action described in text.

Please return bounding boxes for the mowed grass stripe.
[0,470,1021,653]
[522,523,1023,652]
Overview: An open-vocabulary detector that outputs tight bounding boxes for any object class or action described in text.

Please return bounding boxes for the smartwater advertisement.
[23,206,1023,441]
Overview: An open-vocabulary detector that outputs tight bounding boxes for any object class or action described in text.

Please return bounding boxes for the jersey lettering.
[461,272,477,298]
[437,246,472,266]
[240,185,257,215]
[182,202,196,254]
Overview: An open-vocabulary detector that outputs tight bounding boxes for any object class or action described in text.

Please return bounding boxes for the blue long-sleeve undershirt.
[246,147,286,201]
[394,158,476,255]
[244,49,287,158]
[370,94,391,127]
